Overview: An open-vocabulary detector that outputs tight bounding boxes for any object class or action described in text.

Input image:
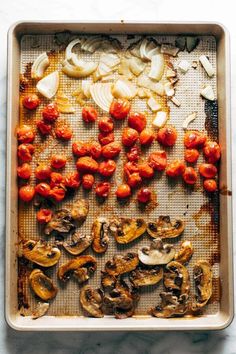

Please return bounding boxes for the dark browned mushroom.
[91,217,109,253]
[79,286,104,318]
[58,255,97,284]
[62,232,93,256]
[109,218,146,244]
[151,292,189,318]
[71,199,89,222]
[174,241,193,264]
[129,265,163,287]
[32,302,50,319]
[101,271,117,291]
[29,269,58,301]
[163,261,190,296]
[147,216,184,239]
[192,260,212,311]
[105,253,139,276]
[44,209,75,235]
[22,240,61,267]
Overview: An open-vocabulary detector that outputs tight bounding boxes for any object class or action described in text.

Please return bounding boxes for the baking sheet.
[18,33,220,317]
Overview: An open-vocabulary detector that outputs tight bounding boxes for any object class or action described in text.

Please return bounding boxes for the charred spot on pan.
[19,74,29,92]
[54,31,72,46]
[204,100,218,141]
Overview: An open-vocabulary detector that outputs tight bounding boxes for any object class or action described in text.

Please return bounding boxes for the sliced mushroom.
[101,271,117,291]
[109,218,147,244]
[79,285,104,318]
[129,265,163,287]
[58,255,97,284]
[192,260,212,311]
[22,240,61,267]
[174,241,193,264]
[29,269,58,301]
[163,261,190,296]
[71,199,89,222]
[32,302,50,319]
[105,253,139,276]
[147,216,185,239]
[62,232,93,256]
[44,209,75,235]
[138,239,175,265]
[91,217,109,253]
[151,292,189,318]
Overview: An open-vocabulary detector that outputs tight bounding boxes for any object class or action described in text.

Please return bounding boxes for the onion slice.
[90,83,113,112]
[81,80,91,98]
[36,71,59,99]
[112,79,137,100]
[182,112,197,130]
[147,97,162,112]
[152,111,169,129]
[199,55,215,77]
[55,92,75,113]
[31,52,50,79]
[62,60,98,78]
[129,57,146,76]
[200,85,215,101]
[148,54,165,81]
[65,38,81,61]
[137,76,164,96]
[100,53,120,67]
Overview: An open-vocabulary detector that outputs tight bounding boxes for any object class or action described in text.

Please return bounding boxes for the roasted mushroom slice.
[101,271,117,291]
[22,240,61,267]
[80,285,104,318]
[29,269,58,301]
[32,302,50,320]
[71,199,89,222]
[129,265,163,287]
[58,255,97,284]
[151,292,189,318]
[110,218,147,244]
[92,217,109,253]
[174,241,193,264]
[44,209,75,236]
[138,239,175,265]
[63,232,93,256]
[147,216,184,239]
[163,261,190,296]
[105,253,139,276]
[192,260,212,311]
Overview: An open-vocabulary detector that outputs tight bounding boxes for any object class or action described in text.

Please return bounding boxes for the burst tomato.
[122,127,139,147]
[98,132,114,146]
[148,151,167,171]
[36,209,52,224]
[49,187,66,202]
[35,164,52,180]
[101,142,121,159]
[51,155,67,169]
[138,163,154,179]
[55,126,72,140]
[82,106,98,123]
[137,187,151,203]
[98,117,114,133]
[36,120,52,135]
[42,103,59,123]
[82,174,95,190]
[89,141,102,159]
[156,126,177,147]
[72,141,89,157]
[17,144,35,162]
[98,160,116,177]
[17,163,31,179]
[203,141,221,163]
[95,182,111,197]
[76,156,99,173]
[19,185,35,202]
[126,146,140,162]
[184,149,199,163]
[116,184,131,198]
[124,161,139,176]
[50,172,64,188]
[184,131,206,149]
[127,173,142,188]
[64,171,81,189]
[139,129,155,146]
[110,99,131,120]
[203,179,217,192]
[183,167,197,185]
[35,182,51,197]
[166,160,185,178]
[17,125,35,143]
[22,94,40,110]
[128,112,147,132]
[199,163,217,178]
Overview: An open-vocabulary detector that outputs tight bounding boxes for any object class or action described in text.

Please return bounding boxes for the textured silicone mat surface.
[19,34,220,317]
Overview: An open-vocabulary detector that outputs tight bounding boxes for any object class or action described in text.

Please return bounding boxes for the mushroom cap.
[105,253,139,276]
[79,285,104,318]
[110,218,147,244]
[129,265,163,287]
[147,216,184,239]
[22,240,61,267]
[58,255,97,283]
[174,240,193,264]
[138,239,175,265]
[63,232,93,256]
[192,260,212,310]
[92,217,109,253]
[29,269,58,301]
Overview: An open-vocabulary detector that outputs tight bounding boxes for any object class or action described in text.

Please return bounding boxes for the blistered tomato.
[101,142,121,159]
[184,149,199,163]
[183,167,197,185]
[203,141,221,163]
[203,179,217,192]
[55,126,72,140]
[156,126,177,147]
[35,164,52,180]
[17,125,35,143]
[72,141,89,157]
[138,163,154,179]
[64,171,81,189]
[89,141,102,159]
[22,94,40,110]
[82,106,98,123]
[95,182,111,197]
[98,117,114,133]
[122,127,139,147]
[35,182,51,197]
[82,174,95,190]
[199,163,217,178]
[139,129,155,146]
[184,131,206,149]
[36,120,52,135]
[128,112,147,132]
[17,144,35,162]
[126,146,140,162]
[148,151,167,171]
[166,160,185,178]
[116,184,131,198]
[76,156,99,173]
[127,173,142,188]
[98,160,116,177]
[110,98,131,120]
[124,161,139,176]
[50,172,64,188]
[36,209,52,224]
[137,187,151,203]
[98,132,114,146]
[49,187,66,202]
[42,103,59,123]
[51,155,67,169]
[19,185,35,202]
[17,163,31,179]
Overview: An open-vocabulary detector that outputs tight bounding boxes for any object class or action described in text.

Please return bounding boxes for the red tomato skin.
[137,187,151,203]
[110,99,131,120]
[17,163,31,179]
[203,179,217,192]
[184,131,206,149]
[122,127,139,147]
[82,106,98,123]
[148,151,167,171]
[182,167,198,185]
[50,172,64,188]
[51,155,67,169]
[55,126,72,141]
[138,163,154,179]
[82,174,95,190]
[35,165,52,180]
[89,141,102,159]
[42,103,59,123]
[17,125,35,143]
[72,141,89,157]
[199,163,217,178]
[203,141,221,163]
[64,172,81,189]
[139,129,155,146]
[36,120,52,135]
[156,126,177,147]
[184,149,199,163]
[95,182,111,197]
[17,144,35,162]
[126,146,140,162]
[49,187,66,202]
[36,209,52,224]
[101,142,121,159]
[98,160,116,177]
[98,117,114,133]
[128,112,147,132]
[98,132,115,146]
[116,184,131,198]
[35,183,51,197]
[19,185,35,202]
[22,94,40,110]
[166,160,186,178]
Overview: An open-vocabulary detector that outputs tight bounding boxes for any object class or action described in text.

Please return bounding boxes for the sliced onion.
[166,67,177,78]
[36,71,59,99]
[146,46,161,59]
[71,54,87,69]
[62,60,98,78]
[31,52,50,79]
[200,85,215,101]
[65,38,81,61]
[199,55,215,77]
[147,97,162,112]
[148,54,165,81]
[137,76,164,96]
[164,82,175,97]
[152,111,169,129]
[129,57,146,76]
[112,79,137,100]
[81,80,91,98]
[100,53,120,67]
[55,92,75,113]
[118,58,133,80]
[81,36,119,53]
[90,83,113,112]
[137,87,151,98]
[140,38,159,61]
[182,112,197,130]
[129,39,142,58]
[178,60,190,73]
[170,96,181,107]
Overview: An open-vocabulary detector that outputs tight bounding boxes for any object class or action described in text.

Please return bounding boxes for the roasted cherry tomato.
[42,103,59,123]
[95,182,111,197]
[101,142,121,159]
[126,146,140,162]
[55,126,72,140]
[139,129,155,146]
[138,163,154,179]
[183,167,197,185]
[124,161,139,176]
[98,132,115,146]
[89,141,102,159]
[17,144,35,162]
[157,126,177,147]
[122,127,139,147]
[35,182,51,197]
[51,155,67,169]
[17,163,31,179]
[22,94,40,110]
[128,112,147,132]
[36,120,52,136]
[110,98,131,120]
[35,164,52,180]
[17,125,35,143]
[49,187,66,202]
[19,185,35,202]
[50,172,64,188]
[36,209,52,224]
[76,156,99,173]
[82,174,95,190]
[199,163,217,178]
[72,141,89,157]
[184,149,199,163]
[64,171,81,189]
[137,187,151,203]
[98,117,114,133]
[148,151,167,171]
[98,160,116,177]
[203,179,217,192]
[116,184,131,198]
[166,160,185,178]
[82,106,98,123]
[127,173,142,188]
[203,141,221,163]
[184,131,206,149]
